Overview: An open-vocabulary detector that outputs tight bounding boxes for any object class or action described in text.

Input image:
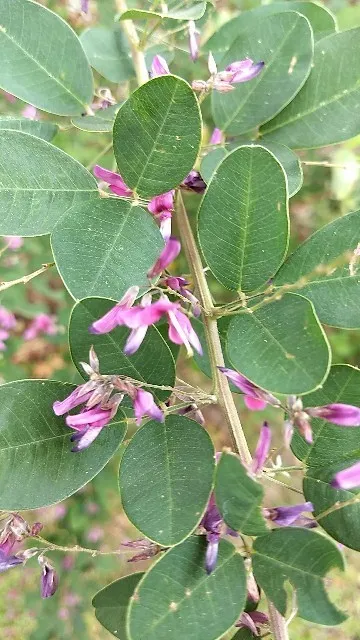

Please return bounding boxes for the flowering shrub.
[0,0,360,638]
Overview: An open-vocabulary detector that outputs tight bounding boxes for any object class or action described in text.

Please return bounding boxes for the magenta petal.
[66,407,111,428]
[147,237,181,278]
[168,309,203,355]
[230,60,264,83]
[133,389,164,425]
[244,395,267,411]
[151,54,170,77]
[307,403,360,426]
[123,325,148,355]
[209,128,223,145]
[271,502,314,527]
[251,422,271,473]
[71,426,104,452]
[332,461,360,490]
[53,388,92,416]
[148,190,174,215]
[94,165,132,196]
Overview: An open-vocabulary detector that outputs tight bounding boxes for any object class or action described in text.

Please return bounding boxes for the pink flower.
[147,237,181,279]
[163,276,201,317]
[3,236,23,250]
[306,403,360,426]
[22,104,39,120]
[167,307,202,357]
[93,165,132,197]
[209,128,223,145]
[133,388,164,425]
[0,306,16,330]
[151,55,170,77]
[23,314,58,341]
[188,20,200,61]
[148,191,174,241]
[218,368,280,408]
[2,91,16,103]
[90,286,139,334]
[251,422,271,474]
[332,461,360,490]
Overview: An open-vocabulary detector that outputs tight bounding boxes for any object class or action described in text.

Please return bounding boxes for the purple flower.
[167,307,203,356]
[93,165,132,197]
[147,237,181,279]
[264,502,314,527]
[236,611,269,636]
[218,368,280,408]
[222,59,265,84]
[39,558,59,598]
[3,236,23,250]
[201,493,237,574]
[0,306,16,330]
[244,396,267,411]
[53,386,94,417]
[22,104,39,120]
[251,422,271,474]
[205,532,220,574]
[177,403,205,425]
[0,549,23,573]
[2,91,16,103]
[133,388,164,425]
[81,0,89,13]
[66,399,122,452]
[331,461,360,490]
[188,20,200,61]
[90,285,139,334]
[209,128,223,145]
[148,191,174,240]
[163,276,201,317]
[181,170,206,194]
[122,538,160,562]
[151,55,170,77]
[23,313,57,341]
[307,403,360,426]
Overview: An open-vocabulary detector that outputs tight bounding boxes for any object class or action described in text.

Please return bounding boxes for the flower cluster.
[192,53,264,94]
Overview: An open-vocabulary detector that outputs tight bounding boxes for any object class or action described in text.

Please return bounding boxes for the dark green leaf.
[204,2,335,52]
[127,536,246,640]
[113,76,201,198]
[198,146,289,291]
[119,1,206,21]
[253,528,346,625]
[80,27,134,83]
[93,573,143,639]
[72,104,120,132]
[292,364,360,466]
[200,147,227,184]
[261,29,360,148]
[215,453,268,535]
[69,297,175,402]
[119,416,214,546]
[274,210,360,328]
[212,13,313,135]
[233,629,255,640]
[0,131,98,236]
[227,293,330,395]
[51,198,163,300]
[0,0,93,115]
[0,380,126,510]
[0,117,58,141]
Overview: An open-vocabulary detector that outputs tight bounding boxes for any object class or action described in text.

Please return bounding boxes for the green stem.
[268,601,290,640]
[116,0,149,86]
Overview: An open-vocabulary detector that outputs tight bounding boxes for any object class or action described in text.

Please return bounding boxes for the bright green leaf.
[227,293,331,395]
[215,453,268,535]
[0,0,93,115]
[0,131,98,236]
[93,573,143,639]
[212,13,313,135]
[261,28,360,148]
[80,27,134,83]
[72,104,120,132]
[198,146,289,291]
[0,380,126,510]
[253,528,346,625]
[113,76,201,198]
[119,1,206,21]
[69,297,175,402]
[119,415,214,546]
[0,117,58,141]
[274,210,360,328]
[127,536,246,640]
[51,198,164,300]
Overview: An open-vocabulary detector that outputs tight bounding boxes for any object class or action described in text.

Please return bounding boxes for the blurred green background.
[1,0,360,638]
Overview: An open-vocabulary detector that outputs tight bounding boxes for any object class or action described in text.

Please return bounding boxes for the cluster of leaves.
[0,0,360,638]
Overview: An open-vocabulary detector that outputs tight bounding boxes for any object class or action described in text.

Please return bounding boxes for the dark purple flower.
[264,502,314,527]
[218,368,280,408]
[236,611,269,636]
[0,549,23,573]
[93,165,132,197]
[133,388,164,425]
[151,55,170,77]
[39,558,59,598]
[331,461,360,490]
[201,493,237,574]
[251,422,271,474]
[181,170,206,194]
[147,237,181,279]
[188,20,200,61]
[307,403,360,426]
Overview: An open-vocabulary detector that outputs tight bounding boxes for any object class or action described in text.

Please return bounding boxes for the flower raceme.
[192,53,264,94]
[218,367,280,410]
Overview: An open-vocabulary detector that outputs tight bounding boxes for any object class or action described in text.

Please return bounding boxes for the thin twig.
[316,493,360,520]
[302,160,360,170]
[0,262,55,293]
[36,535,129,558]
[86,140,113,171]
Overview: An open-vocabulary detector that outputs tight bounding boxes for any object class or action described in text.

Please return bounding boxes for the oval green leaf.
[212,12,313,135]
[274,210,360,328]
[253,528,346,625]
[93,573,144,639]
[72,104,120,132]
[215,453,268,536]
[51,198,164,301]
[261,28,360,148]
[119,415,214,546]
[69,297,175,402]
[0,117,58,141]
[198,146,289,292]
[113,76,202,198]
[226,293,330,395]
[119,1,206,21]
[0,130,98,236]
[127,536,246,640]
[80,27,134,83]
[0,380,126,510]
[0,0,93,115]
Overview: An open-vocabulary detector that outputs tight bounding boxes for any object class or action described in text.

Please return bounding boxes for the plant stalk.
[116,0,149,86]
[268,601,290,640]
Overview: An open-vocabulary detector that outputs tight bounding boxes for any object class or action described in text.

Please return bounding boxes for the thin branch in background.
[0,262,55,293]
